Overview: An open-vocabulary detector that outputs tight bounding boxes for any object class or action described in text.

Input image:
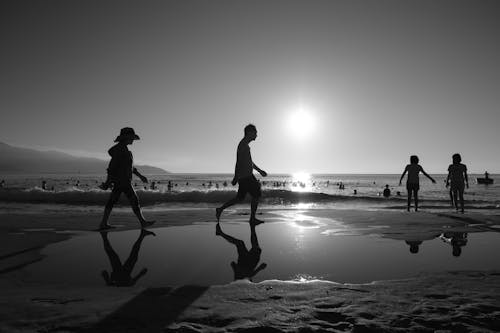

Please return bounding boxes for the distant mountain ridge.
[0,142,170,174]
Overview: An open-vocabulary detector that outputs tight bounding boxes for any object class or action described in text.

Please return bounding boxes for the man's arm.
[253,163,267,177]
[133,168,148,183]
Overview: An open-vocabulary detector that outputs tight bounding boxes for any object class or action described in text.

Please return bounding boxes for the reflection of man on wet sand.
[383,230,441,254]
[216,124,267,225]
[216,223,267,281]
[100,229,155,287]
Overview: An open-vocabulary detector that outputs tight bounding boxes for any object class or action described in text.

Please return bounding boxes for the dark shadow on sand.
[86,285,208,332]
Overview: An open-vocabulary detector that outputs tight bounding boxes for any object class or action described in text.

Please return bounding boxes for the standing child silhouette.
[446,153,468,213]
[98,127,155,230]
[399,155,436,212]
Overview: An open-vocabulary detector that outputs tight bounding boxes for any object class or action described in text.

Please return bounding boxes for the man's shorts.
[237,175,262,200]
[406,182,420,192]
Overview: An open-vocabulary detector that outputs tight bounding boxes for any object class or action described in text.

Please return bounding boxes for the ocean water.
[0,173,499,211]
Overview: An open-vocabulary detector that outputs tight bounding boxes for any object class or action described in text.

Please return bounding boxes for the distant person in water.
[98,127,155,230]
[216,124,267,225]
[399,155,436,212]
[216,222,267,281]
[100,229,155,287]
[446,153,468,213]
[383,185,391,198]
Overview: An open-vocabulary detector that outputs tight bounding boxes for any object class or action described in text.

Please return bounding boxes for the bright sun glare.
[286,107,315,140]
[292,172,311,184]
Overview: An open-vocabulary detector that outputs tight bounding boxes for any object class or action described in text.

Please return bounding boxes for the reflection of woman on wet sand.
[216,223,267,281]
[100,229,155,287]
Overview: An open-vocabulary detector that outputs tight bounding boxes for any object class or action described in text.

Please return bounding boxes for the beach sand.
[1,207,500,332]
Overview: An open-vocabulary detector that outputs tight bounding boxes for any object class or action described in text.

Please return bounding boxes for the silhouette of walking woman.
[216,124,267,225]
[399,155,436,212]
[216,223,267,281]
[100,229,155,287]
[98,127,155,230]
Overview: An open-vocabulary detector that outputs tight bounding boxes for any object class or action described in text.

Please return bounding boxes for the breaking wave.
[2,187,496,208]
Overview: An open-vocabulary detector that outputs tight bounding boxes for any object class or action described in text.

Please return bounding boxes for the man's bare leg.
[250,197,264,225]
[216,197,241,222]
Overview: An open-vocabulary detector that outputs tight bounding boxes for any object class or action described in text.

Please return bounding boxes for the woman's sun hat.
[114,127,140,142]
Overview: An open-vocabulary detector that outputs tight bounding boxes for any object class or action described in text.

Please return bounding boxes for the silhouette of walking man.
[98,127,155,230]
[100,229,155,286]
[216,223,267,281]
[399,155,436,212]
[216,124,267,225]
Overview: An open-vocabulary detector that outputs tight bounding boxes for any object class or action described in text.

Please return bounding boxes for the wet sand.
[1,207,500,332]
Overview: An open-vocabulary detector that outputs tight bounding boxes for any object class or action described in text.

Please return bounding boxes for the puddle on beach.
[14,220,500,286]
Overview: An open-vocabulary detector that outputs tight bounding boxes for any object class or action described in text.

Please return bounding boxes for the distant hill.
[0,142,170,175]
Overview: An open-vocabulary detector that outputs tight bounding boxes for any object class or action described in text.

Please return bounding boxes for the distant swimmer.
[399,155,436,212]
[446,153,468,213]
[383,185,391,198]
[216,124,267,225]
[42,180,47,190]
[98,127,155,230]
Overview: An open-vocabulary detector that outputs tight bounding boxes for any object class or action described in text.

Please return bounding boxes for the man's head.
[244,124,257,141]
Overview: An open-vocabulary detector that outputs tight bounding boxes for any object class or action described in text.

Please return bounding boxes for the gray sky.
[1,0,499,173]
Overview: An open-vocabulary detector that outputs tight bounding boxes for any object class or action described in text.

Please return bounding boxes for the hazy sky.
[1,0,499,173]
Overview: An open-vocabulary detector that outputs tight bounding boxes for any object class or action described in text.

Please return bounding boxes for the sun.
[286,106,316,140]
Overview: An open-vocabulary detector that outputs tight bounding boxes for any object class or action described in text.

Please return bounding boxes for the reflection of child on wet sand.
[98,127,155,230]
[216,223,267,281]
[100,229,155,287]
[399,155,436,212]
[440,232,468,257]
[446,153,468,213]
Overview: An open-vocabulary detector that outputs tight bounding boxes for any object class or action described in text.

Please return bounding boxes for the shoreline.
[1,207,500,332]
